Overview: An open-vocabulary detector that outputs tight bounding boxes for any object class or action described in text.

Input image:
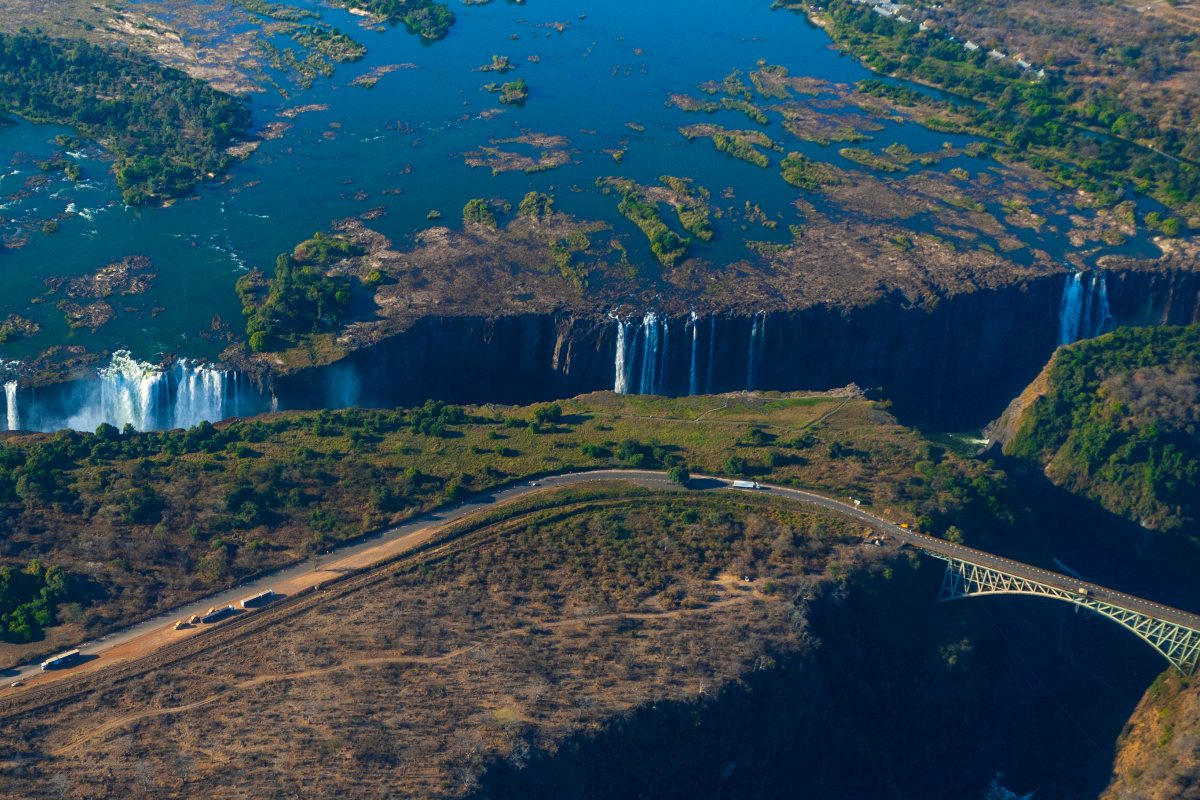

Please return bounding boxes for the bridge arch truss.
[930,554,1200,675]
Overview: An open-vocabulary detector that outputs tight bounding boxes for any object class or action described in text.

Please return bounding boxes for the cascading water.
[173,359,232,430]
[1090,273,1113,338]
[706,314,716,394]
[97,351,170,431]
[1058,272,1085,345]
[659,318,670,395]
[612,316,641,395]
[614,316,629,394]
[3,380,17,432]
[639,312,660,395]
[53,351,253,432]
[1080,273,1095,340]
[746,312,766,390]
[689,311,700,396]
[1058,271,1114,345]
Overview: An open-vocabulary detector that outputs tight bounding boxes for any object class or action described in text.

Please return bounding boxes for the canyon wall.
[5,268,1199,432]
[273,268,1200,429]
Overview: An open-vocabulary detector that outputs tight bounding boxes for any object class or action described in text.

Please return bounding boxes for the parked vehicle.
[41,649,81,671]
[200,605,235,623]
[240,589,276,609]
[731,480,762,490]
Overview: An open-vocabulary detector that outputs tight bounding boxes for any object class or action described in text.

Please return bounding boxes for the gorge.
[3,266,1197,433]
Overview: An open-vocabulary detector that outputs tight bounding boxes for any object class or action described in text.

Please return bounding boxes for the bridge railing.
[926,552,1200,675]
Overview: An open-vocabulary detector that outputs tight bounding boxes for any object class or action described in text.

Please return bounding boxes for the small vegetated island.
[328,0,456,40]
[237,232,359,353]
[0,32,251,204]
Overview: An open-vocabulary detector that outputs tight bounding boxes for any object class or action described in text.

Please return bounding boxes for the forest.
[0,32,251,204]
[1007,325,1200,536]
[237,233,358,352]
[0,393,1020,644]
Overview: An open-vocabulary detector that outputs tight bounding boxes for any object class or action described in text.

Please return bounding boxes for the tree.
[724,455,750,476]
[533,403,563,425]
[518,191,554,220]
[462,198,497,228]
[668,464,691,485]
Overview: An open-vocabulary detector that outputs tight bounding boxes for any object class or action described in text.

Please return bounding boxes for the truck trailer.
[240,589,276,609]
[201,605,235,623]
[41,649,81,671]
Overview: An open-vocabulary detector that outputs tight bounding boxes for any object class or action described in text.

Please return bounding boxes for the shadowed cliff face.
[467,562,1165,800]
[270,269,1200,429]
[8,267,1198,433]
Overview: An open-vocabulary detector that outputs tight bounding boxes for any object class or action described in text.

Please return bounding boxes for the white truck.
[732,480,762,490]
[240,589,276,609]
[201,605,235,623]
[41,649,81,671]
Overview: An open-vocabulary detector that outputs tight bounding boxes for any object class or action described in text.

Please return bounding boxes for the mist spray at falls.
[3,380,17,432]
[1058,271,1113,345]
[2,351,261,433]
[91,351,171,432]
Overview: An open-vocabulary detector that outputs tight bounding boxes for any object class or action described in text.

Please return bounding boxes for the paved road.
[6,469,1199,687]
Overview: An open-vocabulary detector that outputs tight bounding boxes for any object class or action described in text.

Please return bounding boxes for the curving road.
[5,469,1199,689]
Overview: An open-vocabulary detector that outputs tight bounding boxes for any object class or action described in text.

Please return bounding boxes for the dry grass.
[0,495,887,799]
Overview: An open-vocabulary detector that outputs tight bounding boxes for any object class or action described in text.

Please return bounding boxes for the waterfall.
[1059,271,1114,345]
[58,350,250,432]
[639,312,659,395]
[689,311,700,396]
[232,371,243,418]
[173,359,231,429]
[613,316,639,395]
[1058,272,1085,345]
[1080,273,1094,341]
[1090,272,1113,338]
[614,317,629,394]
[706,314,716,394]
[96,351,170,431]
[3,381,17,432]
[747,312,766,390]
[658,317,670,395]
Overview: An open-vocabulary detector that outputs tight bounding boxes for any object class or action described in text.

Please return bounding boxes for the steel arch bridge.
[929,553,1200,675]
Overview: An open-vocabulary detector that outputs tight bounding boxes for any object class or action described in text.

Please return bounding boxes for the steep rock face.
[272,269,1200,428]
[271,314,617,411]
[10,267,1199,432]
[470,563,1165,800]
[1104,674,1200,800]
